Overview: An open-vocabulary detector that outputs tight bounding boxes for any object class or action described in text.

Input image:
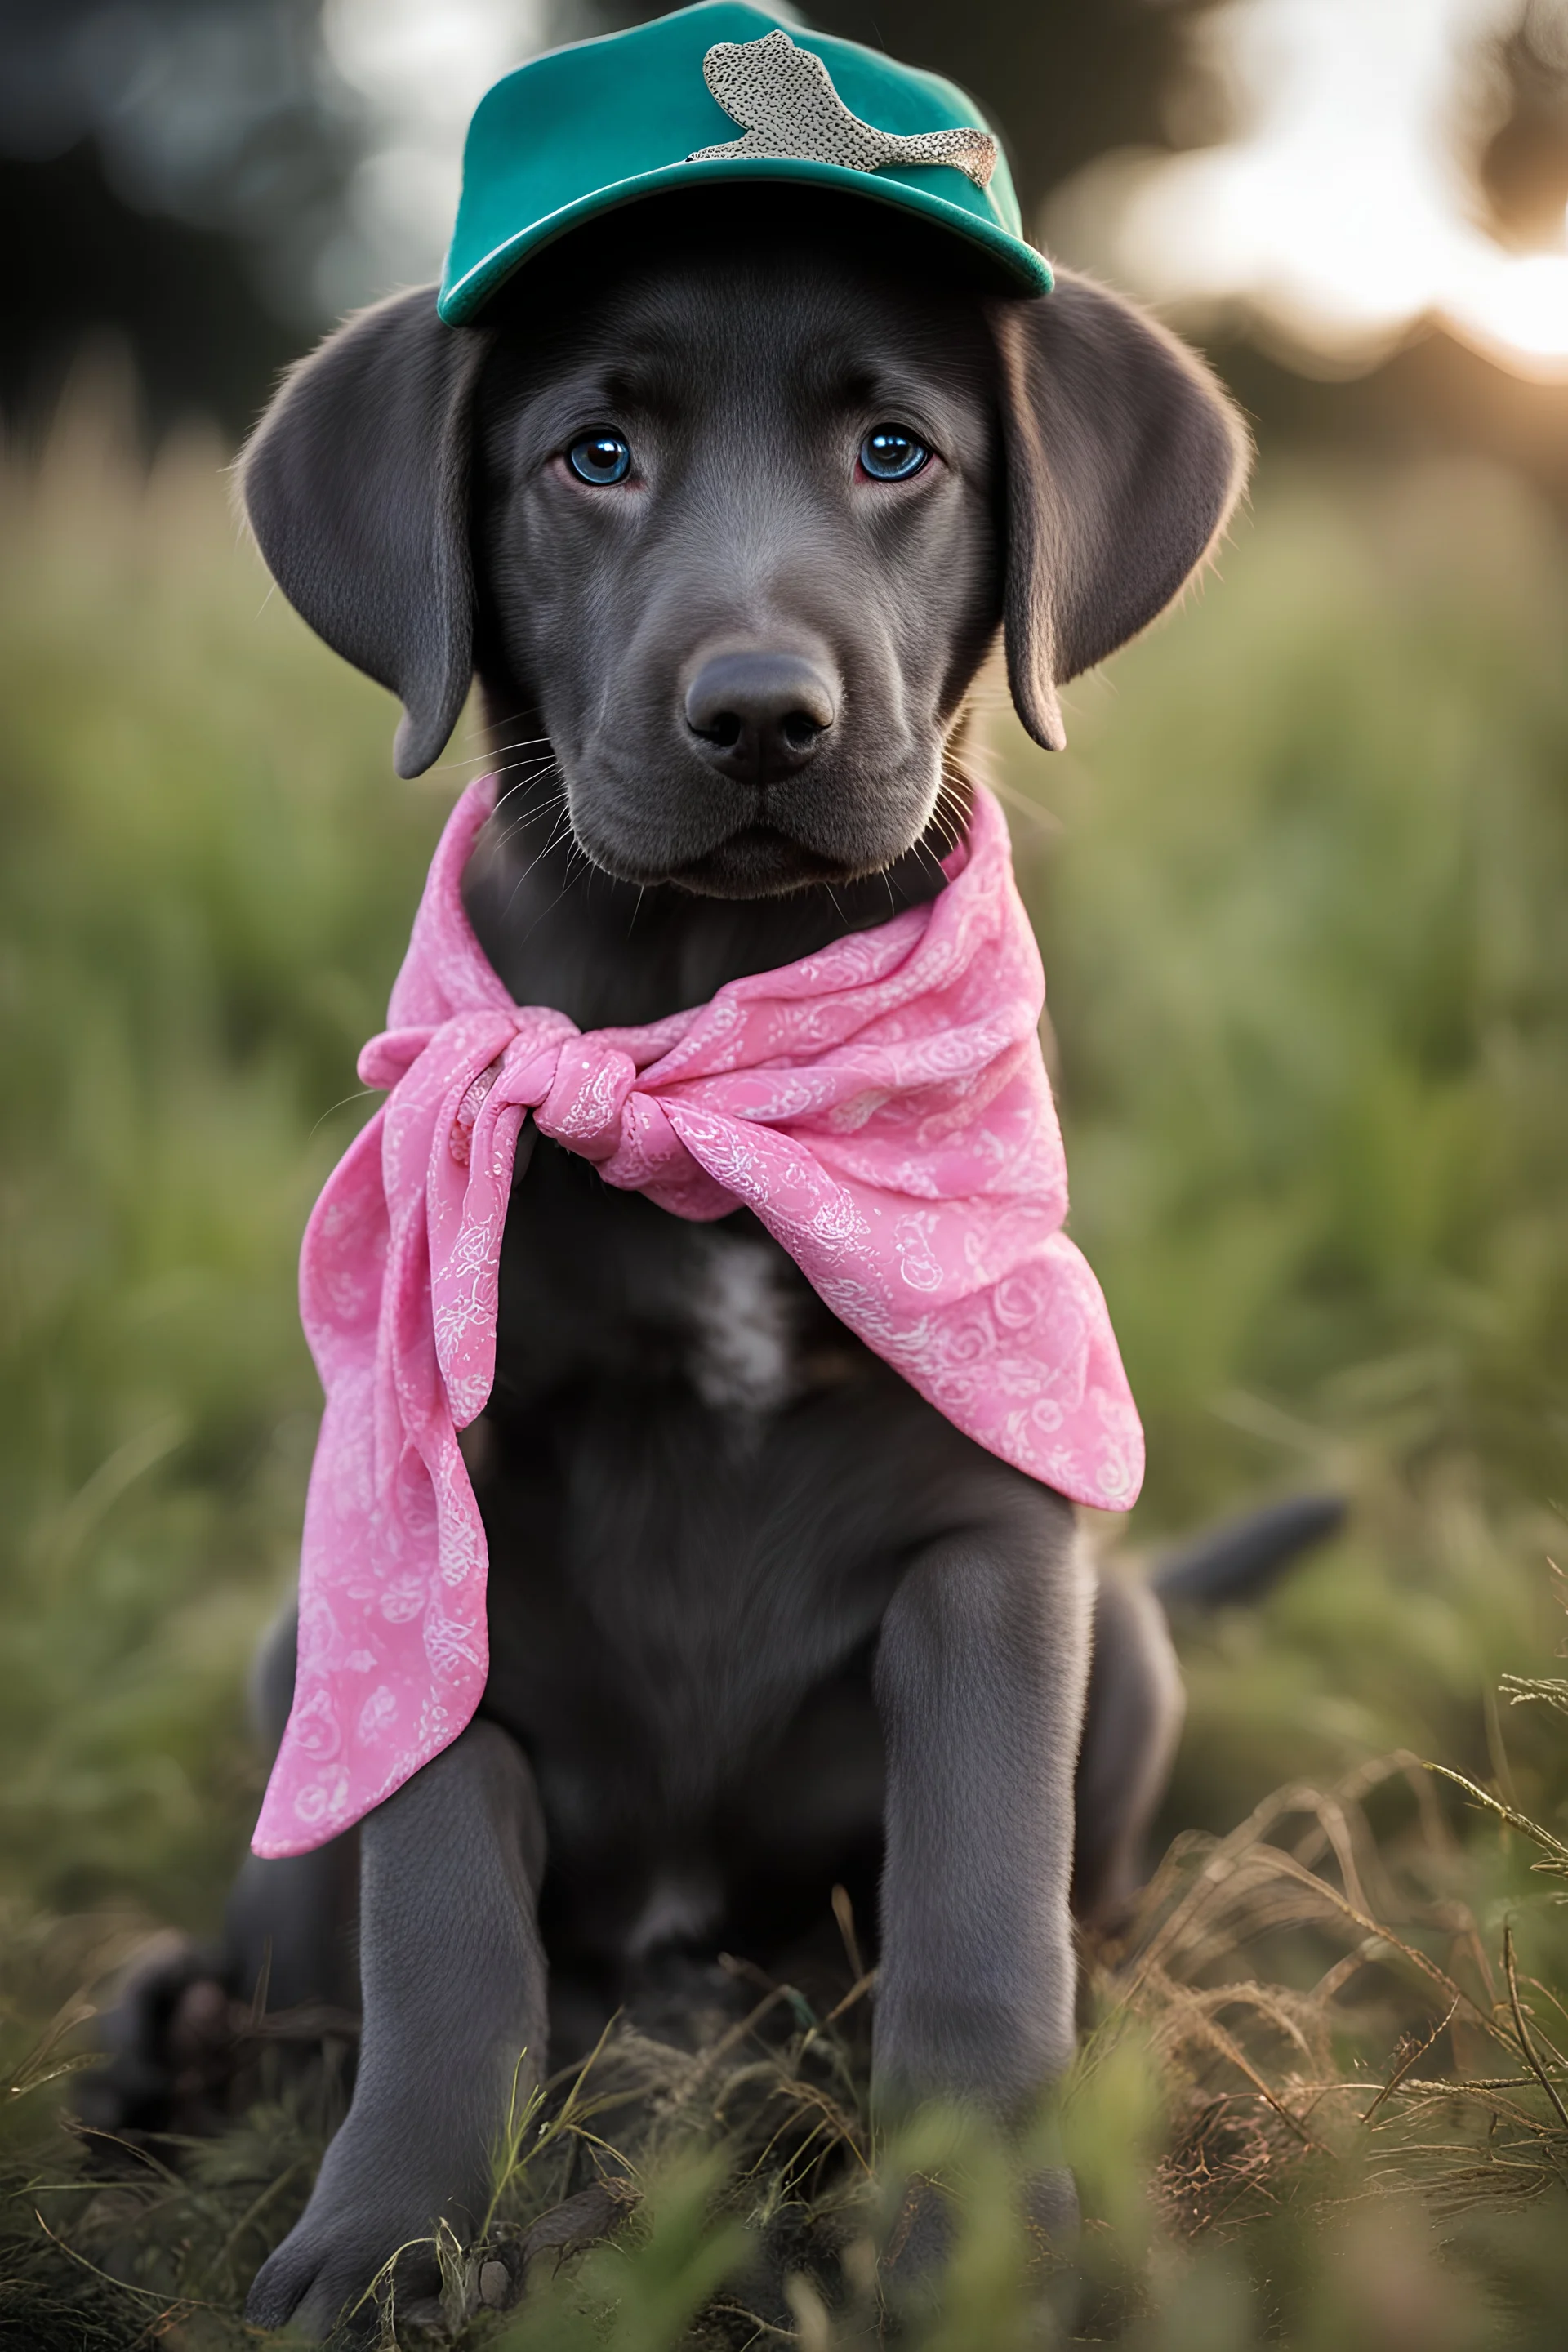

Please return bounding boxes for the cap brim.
[438,153,1052,323]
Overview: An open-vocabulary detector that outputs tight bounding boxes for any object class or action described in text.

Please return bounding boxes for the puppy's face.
[241,199,1247,894]
[472,249,1000,896]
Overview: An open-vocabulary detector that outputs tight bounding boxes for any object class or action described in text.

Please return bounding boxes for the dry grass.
[3,389,1568,2344]
[11,1731,1568,2348]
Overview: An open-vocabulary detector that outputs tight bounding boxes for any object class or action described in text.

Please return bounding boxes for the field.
[2,366,1568,2346]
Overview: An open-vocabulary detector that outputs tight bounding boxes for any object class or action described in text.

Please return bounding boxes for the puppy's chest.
[488,1134,858,1419]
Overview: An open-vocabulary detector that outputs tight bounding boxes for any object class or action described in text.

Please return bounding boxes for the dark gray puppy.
[89,191,1249,2335]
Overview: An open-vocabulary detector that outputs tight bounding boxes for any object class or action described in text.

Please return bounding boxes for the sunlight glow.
[318,0,545,309]
[1045,0,1568,382]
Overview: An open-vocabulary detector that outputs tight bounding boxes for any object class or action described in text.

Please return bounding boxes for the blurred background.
[2,2,1568,2341]
[5,0,1568,461]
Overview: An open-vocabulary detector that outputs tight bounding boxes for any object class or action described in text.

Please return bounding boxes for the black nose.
[684,652,838,784]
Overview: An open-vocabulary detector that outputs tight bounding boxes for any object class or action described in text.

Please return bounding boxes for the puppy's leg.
[1071,1573,1184,1931]
[246,1718,548,2341]
[872,1495,1089,2257]
[226,1601,361,2016]
[81,1603,359,2135]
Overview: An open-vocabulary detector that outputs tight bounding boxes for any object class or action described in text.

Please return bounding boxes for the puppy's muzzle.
[684,650,839,786]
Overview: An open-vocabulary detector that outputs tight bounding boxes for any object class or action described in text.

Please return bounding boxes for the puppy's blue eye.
[568,432,632,485]
[860,426,929,482]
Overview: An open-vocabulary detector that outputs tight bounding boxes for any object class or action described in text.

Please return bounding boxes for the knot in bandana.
[253,778,1143,1859]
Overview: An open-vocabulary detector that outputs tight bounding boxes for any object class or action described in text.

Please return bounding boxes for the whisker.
[496,794,566,856]
[492,759,565,808]
[489,746,560,774]
[934,768,976,852]
[491,769,561,822]
[497,796,567,857]
[502,800,577,917]
[489,752,565,795]
[434,732,555,773]
[925,791,960,858]
[978,771,1062,838]
[524,800,575,865]
[435,709,546,762]
[514,858,590,951]
[492,763,565,821]
[910,835,948,882]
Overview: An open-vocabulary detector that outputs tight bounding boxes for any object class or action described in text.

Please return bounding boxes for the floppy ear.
[241,287,491,778]
[990,270,1250,751]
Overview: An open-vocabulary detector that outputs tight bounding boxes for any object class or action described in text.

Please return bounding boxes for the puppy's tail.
[1149,1493,1346,1612]
[1075,1494,1345,1929]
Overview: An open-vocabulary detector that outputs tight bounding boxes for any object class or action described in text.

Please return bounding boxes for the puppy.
[91,187,1247,2334]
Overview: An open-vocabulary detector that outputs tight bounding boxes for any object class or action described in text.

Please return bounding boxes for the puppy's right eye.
[567,432,633,485]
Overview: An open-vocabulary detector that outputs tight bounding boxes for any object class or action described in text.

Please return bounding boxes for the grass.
[2,368,1568,2344]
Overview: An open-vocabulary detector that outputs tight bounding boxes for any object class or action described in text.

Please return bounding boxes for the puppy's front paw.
[246,2208,439,2341]
[880,2167,956,2287]
[1022,2162,1080,2249]
[880,2162,1080,2296]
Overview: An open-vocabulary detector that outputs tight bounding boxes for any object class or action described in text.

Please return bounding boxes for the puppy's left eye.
[568,432,633,485]
[859,426,929,482]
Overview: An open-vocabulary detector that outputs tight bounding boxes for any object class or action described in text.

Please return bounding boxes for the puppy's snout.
[684,652,838,785]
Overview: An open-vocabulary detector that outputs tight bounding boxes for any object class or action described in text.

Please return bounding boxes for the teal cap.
[438,1,1051,324]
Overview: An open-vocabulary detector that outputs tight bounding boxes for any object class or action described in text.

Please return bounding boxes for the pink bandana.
[254,777,1143,1858]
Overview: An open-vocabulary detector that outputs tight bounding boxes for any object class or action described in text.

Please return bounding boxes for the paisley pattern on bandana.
[252,777,1143,1860]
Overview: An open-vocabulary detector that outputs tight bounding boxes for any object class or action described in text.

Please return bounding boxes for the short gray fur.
[93,189,1250,2338]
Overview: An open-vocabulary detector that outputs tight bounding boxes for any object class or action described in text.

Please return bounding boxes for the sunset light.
[1047,0,1568,381]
